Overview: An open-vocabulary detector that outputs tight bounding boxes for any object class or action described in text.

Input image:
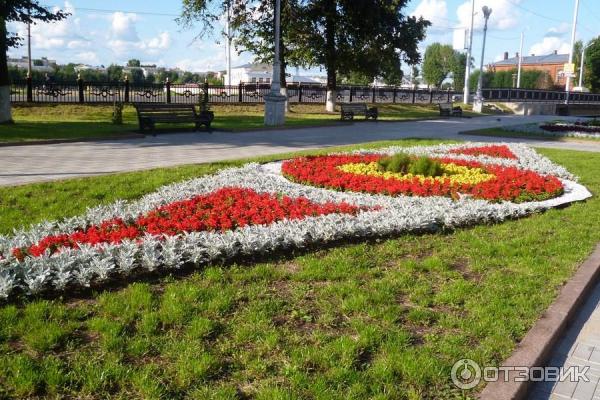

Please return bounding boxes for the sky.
[6,0,600,75]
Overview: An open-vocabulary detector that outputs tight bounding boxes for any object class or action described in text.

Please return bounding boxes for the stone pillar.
[264,0,286,126]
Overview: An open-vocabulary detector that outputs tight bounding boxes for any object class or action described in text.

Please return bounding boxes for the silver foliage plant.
[0,143,589,300]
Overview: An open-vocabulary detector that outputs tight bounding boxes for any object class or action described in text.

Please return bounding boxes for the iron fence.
[10,79,600,105]
[10,78,458,105]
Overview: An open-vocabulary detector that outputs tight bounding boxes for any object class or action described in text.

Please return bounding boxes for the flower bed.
[0,143,591,300]
[504,121,600,139]
[282,152,563,202]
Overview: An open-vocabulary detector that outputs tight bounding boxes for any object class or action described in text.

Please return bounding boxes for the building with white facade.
[223,63,326,85]
[7,56,56,72]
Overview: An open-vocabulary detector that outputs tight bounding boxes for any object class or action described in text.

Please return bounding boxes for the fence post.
[238,82,243,103]
[26,75,33,102]
[124,76,130,103]
[203,79,209,111]
[392,87,397,103]
[298,84,303,103]
[77,74,84,103]
[349,87,353,103]
[412,88,416,104]
[447,88,451,103]
[429,89,433,104]
[166,78,171,103]
[372,87,376,104]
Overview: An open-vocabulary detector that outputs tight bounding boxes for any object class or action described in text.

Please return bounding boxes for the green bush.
[378,154,444,177]
[111,102,123,125]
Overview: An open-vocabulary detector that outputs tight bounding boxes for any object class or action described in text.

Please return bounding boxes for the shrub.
[111,102,123,125]
[378,154,444,177]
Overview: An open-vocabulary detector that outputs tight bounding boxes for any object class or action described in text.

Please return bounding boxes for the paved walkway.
[2,114,600,187]
[529,278,600,400]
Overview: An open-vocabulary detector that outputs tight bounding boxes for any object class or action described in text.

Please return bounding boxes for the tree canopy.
[422,43,458,88]
[584,37,600,92]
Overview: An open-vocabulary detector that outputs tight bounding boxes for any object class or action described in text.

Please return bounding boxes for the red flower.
[15,188,364,259]
[448,145,518,159]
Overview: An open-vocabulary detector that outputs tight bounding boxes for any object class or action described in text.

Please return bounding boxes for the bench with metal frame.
[134,103,214,134]
[340,103,378,121]
[438,102,463,117]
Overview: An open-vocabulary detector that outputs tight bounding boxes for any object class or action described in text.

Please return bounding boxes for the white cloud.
[147,32,172,51]
[456,0,522,31]
[411,0,449,32]
[545,22,571,38]
[73,51,100,65]
[109,12,140,42]
[529,37,571,56]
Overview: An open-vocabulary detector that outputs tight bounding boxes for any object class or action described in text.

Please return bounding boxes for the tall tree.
[584,37,600,92]
[299,0,429,111]
[1,1,68,123]
[422,43,456,88]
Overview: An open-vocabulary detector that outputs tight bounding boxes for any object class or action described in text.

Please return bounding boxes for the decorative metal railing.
[10,79,600,105]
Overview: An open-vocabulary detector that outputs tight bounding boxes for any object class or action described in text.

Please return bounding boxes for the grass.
[1,103,481,143]
[0,140,598,399]
[461,126,600,142]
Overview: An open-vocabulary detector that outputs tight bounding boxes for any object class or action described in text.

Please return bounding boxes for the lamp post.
[565,0,580,105]
[516,31,524,88]
[463,0,475,104]
[474,5,492,113]
[578,42,591,89]
[264,0,286,126]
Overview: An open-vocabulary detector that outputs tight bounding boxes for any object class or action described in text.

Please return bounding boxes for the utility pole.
[565,0,580,104]
[226,1,232,88]
[27,19,32,78]
[463,0,475,104]
[516,32,524,88]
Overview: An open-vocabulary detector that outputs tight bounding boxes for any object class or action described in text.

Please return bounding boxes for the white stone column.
[264,0,287,126]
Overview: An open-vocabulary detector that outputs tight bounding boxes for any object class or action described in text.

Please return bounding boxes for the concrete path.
[528,278,600,400]
[2,114,600,187]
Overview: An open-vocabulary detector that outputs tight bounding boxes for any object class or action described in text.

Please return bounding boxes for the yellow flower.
[337,162,495,185]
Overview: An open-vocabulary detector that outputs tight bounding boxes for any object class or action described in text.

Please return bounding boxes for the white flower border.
[504,122,600,139]
[0,142,592,300]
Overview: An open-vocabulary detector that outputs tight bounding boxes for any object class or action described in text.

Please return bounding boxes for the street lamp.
[264,0,286,126]
[463,0,475,104]
[474,5,492,113]
[578,42,592,89]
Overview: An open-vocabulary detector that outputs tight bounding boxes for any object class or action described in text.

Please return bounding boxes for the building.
[223,63,326,85]
[489,51,570,87]
[7,56,56,72]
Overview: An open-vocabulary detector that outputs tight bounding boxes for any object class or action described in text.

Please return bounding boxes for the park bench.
[438,102,463,117]
[134,103,214,134]
[340,103,378,121]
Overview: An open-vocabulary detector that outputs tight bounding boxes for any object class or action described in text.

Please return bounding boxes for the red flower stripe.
[15,187,363,259]
[282,155,563,203]
[448,145,518,159]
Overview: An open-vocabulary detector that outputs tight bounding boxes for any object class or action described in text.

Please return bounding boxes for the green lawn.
[461,126,600,142]
[1,103,479,143]
[0,140,597,399]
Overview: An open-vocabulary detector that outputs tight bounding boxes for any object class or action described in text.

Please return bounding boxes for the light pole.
[463,0,475,104]
[516,31,524,88]
[578,42,591,89]
[226,1,232,88]
[264,0,286,126]
[565,0,580,105]
[474,6,492,113]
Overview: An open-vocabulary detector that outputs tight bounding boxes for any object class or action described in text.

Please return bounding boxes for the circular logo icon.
[451,359,482,390]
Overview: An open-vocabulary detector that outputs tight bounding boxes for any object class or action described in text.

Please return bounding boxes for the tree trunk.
[324,0,337,113]
[0,17,13,124]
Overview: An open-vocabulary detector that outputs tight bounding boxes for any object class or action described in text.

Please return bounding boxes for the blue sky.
[7,0,600,75]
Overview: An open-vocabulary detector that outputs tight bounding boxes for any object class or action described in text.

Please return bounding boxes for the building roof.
[233,63,272,71]
[492,53,569,66]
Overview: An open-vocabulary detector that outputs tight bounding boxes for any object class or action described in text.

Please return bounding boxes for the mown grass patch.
[0,103,479,143]
[0,141,598,399]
